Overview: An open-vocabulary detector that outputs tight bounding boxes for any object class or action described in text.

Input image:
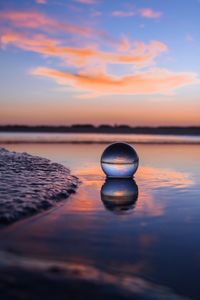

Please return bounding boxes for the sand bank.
[0,148,79,224]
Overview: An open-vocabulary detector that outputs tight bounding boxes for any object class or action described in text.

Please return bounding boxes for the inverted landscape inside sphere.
[101,142,139,178]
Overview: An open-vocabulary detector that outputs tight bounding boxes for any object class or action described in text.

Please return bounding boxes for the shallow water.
[0,140,200,299]
[1,132,200,144]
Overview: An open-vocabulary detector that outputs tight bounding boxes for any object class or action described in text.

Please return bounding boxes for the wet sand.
[0,148,78,224]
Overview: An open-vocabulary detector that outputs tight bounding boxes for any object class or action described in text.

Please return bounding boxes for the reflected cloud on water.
[0,250,189,300]
[101,179,138,213]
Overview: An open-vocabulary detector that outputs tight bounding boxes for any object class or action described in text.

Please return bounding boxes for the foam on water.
[0,148,79,224]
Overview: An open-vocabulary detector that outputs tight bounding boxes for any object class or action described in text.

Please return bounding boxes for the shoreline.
[1,141,200,145]
[0,148,79,225]
[1,132,200,145]
[1,126,200,136]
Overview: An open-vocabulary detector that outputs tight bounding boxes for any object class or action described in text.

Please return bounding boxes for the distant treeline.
[0,125,200,135]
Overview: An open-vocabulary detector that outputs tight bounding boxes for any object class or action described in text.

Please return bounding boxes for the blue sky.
[0,0,200,125]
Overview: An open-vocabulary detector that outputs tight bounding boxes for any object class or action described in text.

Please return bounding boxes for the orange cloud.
[1,9,198,99]
[64,40,167,67]
[139,8,162,19]
[1,31,167,67]
[1,32,61,56]
[31,66,198,97]
[0,11,92,36]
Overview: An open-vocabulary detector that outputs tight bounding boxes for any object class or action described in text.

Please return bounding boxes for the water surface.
[1,132,200,144]
[0,137,200,299]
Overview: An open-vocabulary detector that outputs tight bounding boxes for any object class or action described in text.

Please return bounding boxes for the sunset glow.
[0,0,200,125]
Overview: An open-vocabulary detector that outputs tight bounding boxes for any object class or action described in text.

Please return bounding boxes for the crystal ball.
[101,179,138,212]
[101,142,139,178]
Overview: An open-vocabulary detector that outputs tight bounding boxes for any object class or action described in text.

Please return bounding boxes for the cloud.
[139,8,162,19]
[111,11,135,17]
[74,0,98,4]
[31,67,198,97]
[111,7,162,19]
[1,32,61,55]
[1,9,198,98]
[118,36,130,52]
[1,31,167,67]
[3,29,198,97]
[0,11,92,36]
[36,0,47,4]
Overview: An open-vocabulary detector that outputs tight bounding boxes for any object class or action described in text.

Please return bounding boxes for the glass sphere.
[101,142,139,178]
[101,179,138,212]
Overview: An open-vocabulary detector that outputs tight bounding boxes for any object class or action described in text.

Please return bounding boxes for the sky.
[0,0,200,126]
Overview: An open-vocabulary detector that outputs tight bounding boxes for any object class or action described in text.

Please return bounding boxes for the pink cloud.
[36,0,47,4]
[139,8,162,19]
[74,0,98,4]
[31,66,198,97]
[0,11,92,36]
[111,7,162,19]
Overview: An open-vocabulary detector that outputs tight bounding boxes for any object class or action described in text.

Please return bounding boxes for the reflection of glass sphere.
[101,142,139,178]
[101,179,138,212]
